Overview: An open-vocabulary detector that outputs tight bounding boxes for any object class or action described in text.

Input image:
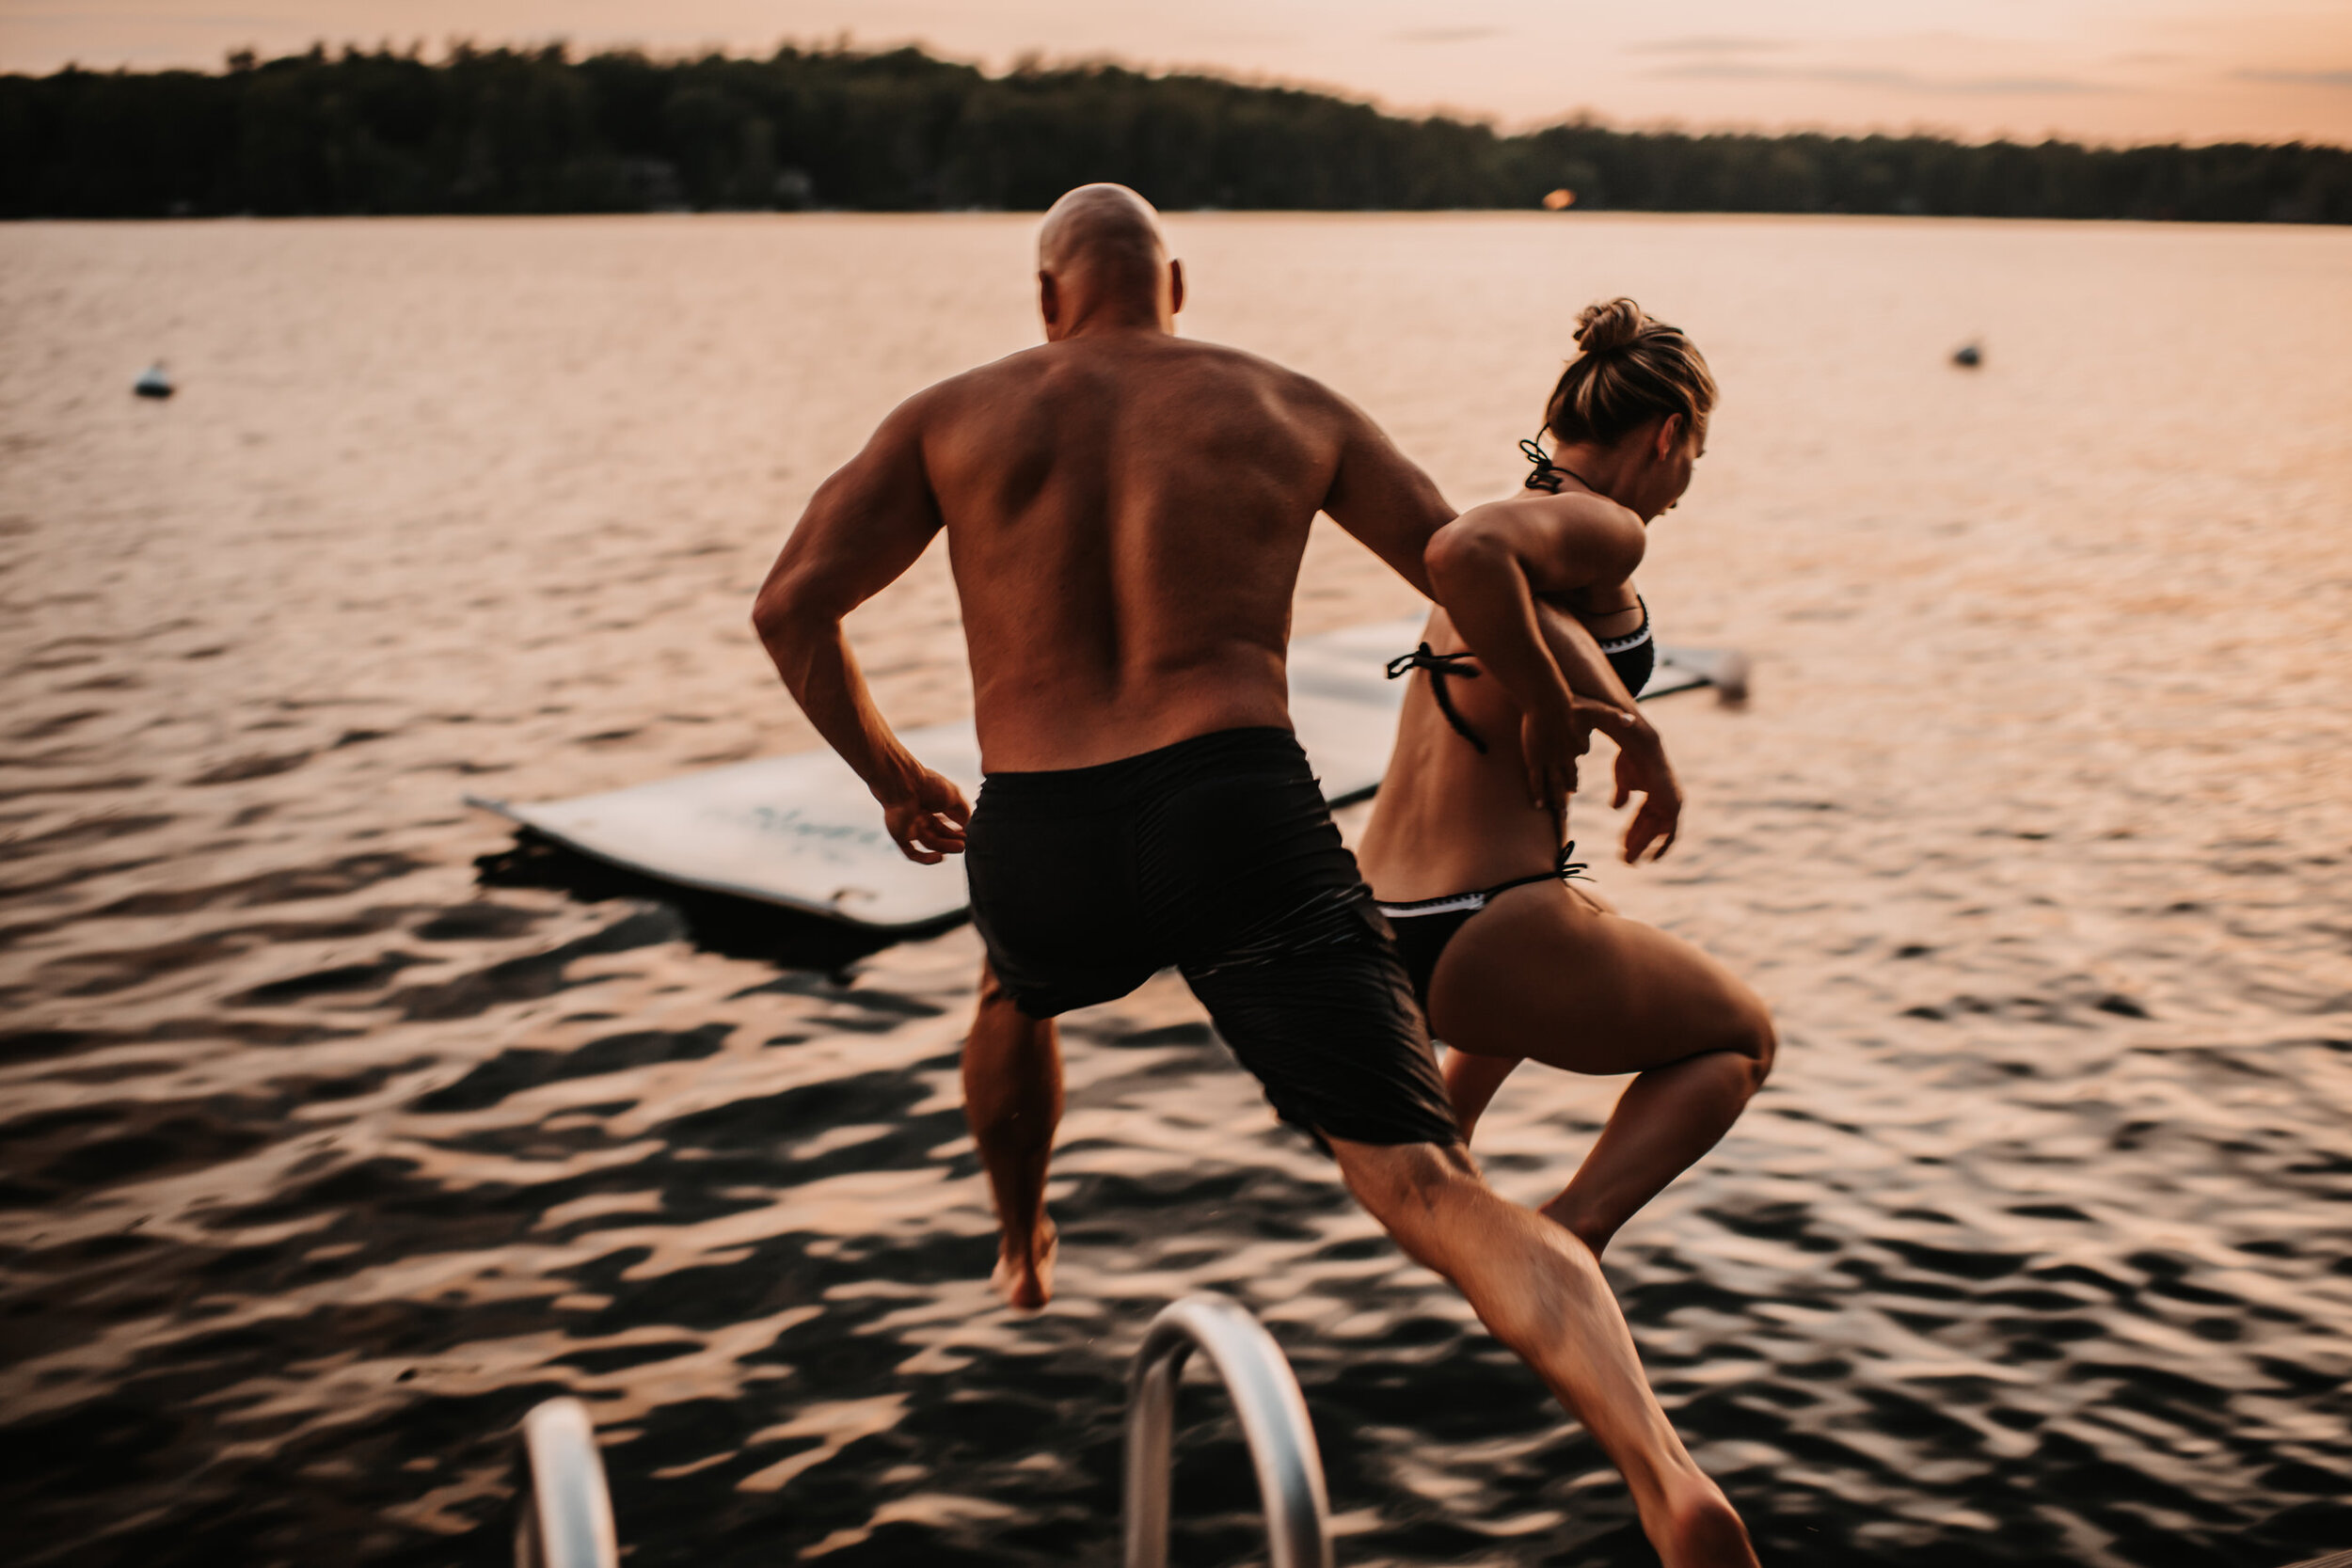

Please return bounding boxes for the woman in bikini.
[1355,297,1775,1259]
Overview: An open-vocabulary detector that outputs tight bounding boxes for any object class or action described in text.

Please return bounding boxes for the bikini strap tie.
[1520,436,1600,497]
[1475,842,1597,904]
[1383,643,1479,682]
[1385,642,1487,753]
[1520,436,1565,493]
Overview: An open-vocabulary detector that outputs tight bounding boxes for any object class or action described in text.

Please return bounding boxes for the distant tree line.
[3,42,2345,223]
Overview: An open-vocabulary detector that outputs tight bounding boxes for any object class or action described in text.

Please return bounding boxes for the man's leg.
[1327,1136,1758,1568]
[963,958,1063,1309]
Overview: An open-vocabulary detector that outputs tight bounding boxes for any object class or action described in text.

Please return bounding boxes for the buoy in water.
[1951,342,1982,369]
[134,362,174,399]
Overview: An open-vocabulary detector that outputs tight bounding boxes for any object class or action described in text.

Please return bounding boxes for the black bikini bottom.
[1374,845,1589,1015]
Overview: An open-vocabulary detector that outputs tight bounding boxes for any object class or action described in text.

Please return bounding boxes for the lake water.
[2,212,2349,1567]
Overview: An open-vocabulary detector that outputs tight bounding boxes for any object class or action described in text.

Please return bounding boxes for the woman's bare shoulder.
[1445,490,1646,587]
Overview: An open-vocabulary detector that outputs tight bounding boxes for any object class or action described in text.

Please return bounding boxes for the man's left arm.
[751,394,968,863]
[1317,391,1454,599]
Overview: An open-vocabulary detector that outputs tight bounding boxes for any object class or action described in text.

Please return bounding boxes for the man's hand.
[1609,721,1683,863]
[880,765,972,863]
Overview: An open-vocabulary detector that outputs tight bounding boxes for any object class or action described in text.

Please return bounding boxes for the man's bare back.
[922,333,1428,769]
[758,185,1450,786]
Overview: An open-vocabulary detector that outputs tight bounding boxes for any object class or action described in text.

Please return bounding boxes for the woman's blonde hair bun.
[1572,297,1649,356]
[1543,297,1717,451]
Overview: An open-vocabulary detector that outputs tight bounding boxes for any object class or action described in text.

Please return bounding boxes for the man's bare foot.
[1648,1479,1757,1568]
[990,1219,1057,1310]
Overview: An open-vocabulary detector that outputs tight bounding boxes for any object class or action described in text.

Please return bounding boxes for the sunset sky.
[5,0,2349,145]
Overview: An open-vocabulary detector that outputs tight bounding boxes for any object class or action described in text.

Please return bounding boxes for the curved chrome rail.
[1124,1292,1335,1568]
[513,1398,620,1568]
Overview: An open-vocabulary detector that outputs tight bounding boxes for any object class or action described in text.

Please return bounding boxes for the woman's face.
[1629,414,1707,522]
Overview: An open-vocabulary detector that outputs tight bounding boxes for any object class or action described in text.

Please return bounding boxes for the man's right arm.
[751,393,969,863]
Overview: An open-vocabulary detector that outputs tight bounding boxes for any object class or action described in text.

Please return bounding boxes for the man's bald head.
[1039,183,1166,275]
[1036,183,1181,339]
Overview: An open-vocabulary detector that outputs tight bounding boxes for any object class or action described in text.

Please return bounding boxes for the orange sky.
[5,0,2349,145]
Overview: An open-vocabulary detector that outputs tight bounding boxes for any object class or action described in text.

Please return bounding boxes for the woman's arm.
[1424,493,1649,809]
[1534,598,1683,863]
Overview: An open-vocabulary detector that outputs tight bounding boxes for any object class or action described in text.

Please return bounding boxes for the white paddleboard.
[466,618,1726,931]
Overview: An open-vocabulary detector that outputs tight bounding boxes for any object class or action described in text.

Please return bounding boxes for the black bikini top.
[1595,601,1656,702]
[1386,598,1653,753]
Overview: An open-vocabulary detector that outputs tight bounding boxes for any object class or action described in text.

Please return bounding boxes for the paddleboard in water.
[466,617,1736,932]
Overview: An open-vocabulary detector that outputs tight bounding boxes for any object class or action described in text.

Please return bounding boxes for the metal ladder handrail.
[509,1294,1330,1567]
[513,1397,620,1568]
[1124,1291,1336,1568]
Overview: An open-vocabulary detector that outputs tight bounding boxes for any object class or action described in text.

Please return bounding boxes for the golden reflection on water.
[1,214,2348,1565]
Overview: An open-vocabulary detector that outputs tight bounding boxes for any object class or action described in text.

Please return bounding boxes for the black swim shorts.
[963,726,1459,1148]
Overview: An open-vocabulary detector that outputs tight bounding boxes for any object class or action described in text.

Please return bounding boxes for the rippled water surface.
[3,214,2349,1566]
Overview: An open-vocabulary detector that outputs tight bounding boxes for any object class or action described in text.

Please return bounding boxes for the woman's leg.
[1428,882,1775,1255]
[1443,1047,1523,1141]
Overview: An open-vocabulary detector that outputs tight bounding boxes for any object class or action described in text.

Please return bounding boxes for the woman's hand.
[1518,697,1592,812]
[1610,720,1683,863]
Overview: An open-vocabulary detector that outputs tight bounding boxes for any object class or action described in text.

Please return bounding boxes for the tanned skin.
[753,185,1756,1567]
[1359,415,1776,1266]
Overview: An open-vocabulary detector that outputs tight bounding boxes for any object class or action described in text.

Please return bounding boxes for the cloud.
[2236,68,2352,89]
[1654,60,2109,96]
[1391,26,1503,45]
[1628,36,1793,56]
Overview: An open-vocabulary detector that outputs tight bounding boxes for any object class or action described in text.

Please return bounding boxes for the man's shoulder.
[921,336,1338,420]
[1169,336,1336,399]
[869,347,1057,449]
[918,343,1058,407]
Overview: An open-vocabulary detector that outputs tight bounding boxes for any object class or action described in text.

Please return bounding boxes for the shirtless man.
[751,184,1756,1567]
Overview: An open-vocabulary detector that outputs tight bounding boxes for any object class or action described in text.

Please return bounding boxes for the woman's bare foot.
[1537,1192,1619,1259]
[990,1218,1057,1310]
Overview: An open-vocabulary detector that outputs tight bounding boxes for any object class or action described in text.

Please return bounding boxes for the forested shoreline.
[4,42,2347,223]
